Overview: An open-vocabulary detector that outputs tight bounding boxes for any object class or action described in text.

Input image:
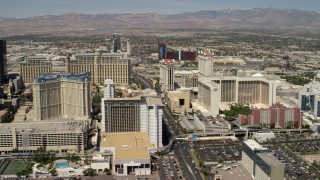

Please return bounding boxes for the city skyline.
[1,0,320,18]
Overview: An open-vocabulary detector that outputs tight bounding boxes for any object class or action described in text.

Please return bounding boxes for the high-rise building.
[20,56,52,84]
[0,40,7,84]
[140,96,163,147]
[112,33,121,52]
[103,79,115,99]
[242,139,284,180]
[33,72,91,121]
[101,98,141,132]
[238,104,302,129]
[101,87,163,147]
[298,82,320,117]
[158,43,166,60]
[159,60,175,92]
[198,75,278,117]
[67,49,130,85]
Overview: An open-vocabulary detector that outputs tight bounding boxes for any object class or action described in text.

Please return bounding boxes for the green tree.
[83,168,96,176]
[33,147,53,164]
[222,103,252,119]
[104,168,111,175]
[218,157,224,164]
[50,168,57,176]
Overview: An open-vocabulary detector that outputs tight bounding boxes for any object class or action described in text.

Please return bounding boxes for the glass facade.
[300,94,314,111]
[317,101,320,117]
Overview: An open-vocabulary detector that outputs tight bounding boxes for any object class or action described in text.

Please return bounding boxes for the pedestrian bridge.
[157,134,239,154]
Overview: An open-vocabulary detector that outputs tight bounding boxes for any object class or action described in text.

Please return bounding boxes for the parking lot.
[193,140,242,163]
[286,140,320,154]
[267,143,320,180]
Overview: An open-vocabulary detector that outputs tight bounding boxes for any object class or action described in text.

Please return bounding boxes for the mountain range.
[1,8,320,36]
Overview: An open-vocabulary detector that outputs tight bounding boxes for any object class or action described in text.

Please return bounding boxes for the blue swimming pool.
[56,161,69,169]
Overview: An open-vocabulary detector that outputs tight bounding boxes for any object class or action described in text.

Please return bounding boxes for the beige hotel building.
[0,120,88,153]
[20,56,52,84]
[67,50,130,85]
[33,72,91,121]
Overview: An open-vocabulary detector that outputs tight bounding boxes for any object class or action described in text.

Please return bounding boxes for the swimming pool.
[55,161,69,169]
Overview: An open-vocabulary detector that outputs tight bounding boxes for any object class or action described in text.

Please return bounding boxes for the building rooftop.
[115,147,150,160]
[101,132,156,148]
[101,132,156,160]
[145,97,163,106]
[243,139,268,151]
[26,56,46,59]
[141,89,158,97]
[33,72,91,84]
[0,119,87,134]
[73,52,124,57]
[258,152,284,167]
[180,115,204,131]
[106,97,141,101]
[104,79,114,85]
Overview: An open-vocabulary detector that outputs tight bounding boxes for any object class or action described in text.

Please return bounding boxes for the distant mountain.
[1,8,320,36]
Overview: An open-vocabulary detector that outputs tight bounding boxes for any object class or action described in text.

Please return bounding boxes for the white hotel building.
[198,75,278,117]
[101,86,163,147]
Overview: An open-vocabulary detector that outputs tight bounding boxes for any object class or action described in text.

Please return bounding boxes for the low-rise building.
[91,153,111,173]
[100,132,156,176]
[238,104,302,129]
[252,132,276,143]
[0,119,88,153]
[167,90,191,114]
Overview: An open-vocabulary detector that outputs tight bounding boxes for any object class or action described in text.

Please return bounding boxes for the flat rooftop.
[101,132,156,148]
[258,152,283,167]
[141,89,158,97]
[243,139,268,151]
[0,119,87,134]
[145,97,163,106]
[180,115,204,131]
[115,147,150,160]
[105,97,141,101]
[101,132,156,160]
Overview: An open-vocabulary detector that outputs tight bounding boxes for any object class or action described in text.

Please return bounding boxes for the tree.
[286,121,293,129]
[50,168,57,176]
[16,170,29,177]
[33,147,52,164]
[104,168,111,175]
[83,168,96,176]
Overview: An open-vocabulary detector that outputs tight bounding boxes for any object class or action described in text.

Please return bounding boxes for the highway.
[132,72,153,89]
[162,103,202,179]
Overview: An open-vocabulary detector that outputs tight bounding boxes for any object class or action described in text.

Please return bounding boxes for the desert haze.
[1,8,320,36]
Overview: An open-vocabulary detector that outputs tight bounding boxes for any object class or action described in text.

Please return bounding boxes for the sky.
[1,0,320,18]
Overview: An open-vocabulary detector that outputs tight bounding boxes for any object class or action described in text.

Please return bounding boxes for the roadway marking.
[179,149,196,179]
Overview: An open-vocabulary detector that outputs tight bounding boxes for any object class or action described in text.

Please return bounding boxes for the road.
[132,72,153,89]
[162,103,202,179]
[173,141,202,180]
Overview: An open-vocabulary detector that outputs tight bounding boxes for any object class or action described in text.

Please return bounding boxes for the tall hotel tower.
[67,49,130,85]
[33,73,91,121]
[20,56,52,84]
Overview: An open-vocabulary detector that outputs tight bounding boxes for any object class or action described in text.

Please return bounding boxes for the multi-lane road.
[162,103,202,179]
[135,71,202,179]
[131,72,153,89]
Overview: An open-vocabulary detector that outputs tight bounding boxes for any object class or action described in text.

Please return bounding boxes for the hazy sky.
[1,0,320,18]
